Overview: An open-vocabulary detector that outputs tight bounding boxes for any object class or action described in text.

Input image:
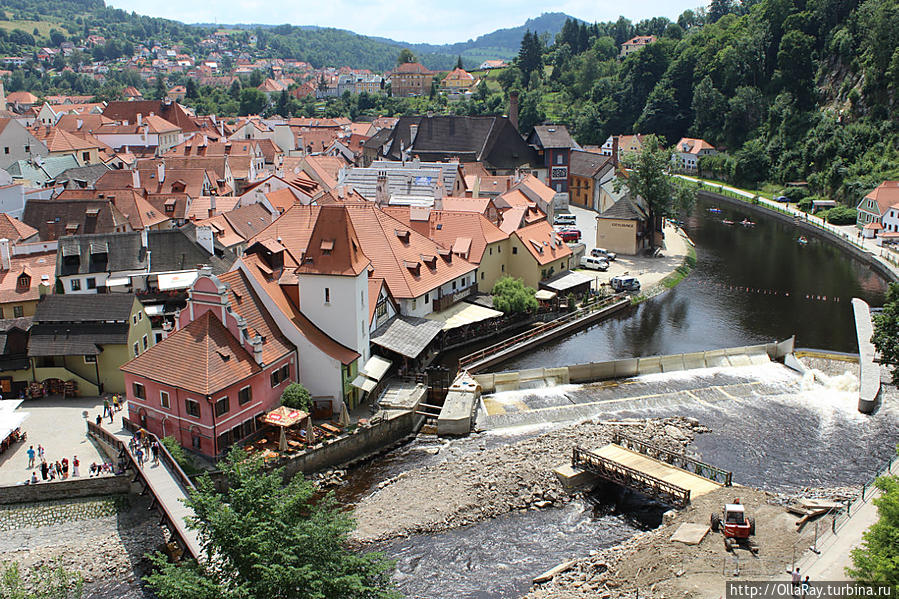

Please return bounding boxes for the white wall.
[0,183,26,217]
[296,272,369,363]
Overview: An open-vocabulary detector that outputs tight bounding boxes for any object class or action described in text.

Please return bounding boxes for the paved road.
[110,426,203,561]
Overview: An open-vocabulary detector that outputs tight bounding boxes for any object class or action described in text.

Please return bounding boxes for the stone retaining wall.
[0,475,130,505]
[0,496,127,531]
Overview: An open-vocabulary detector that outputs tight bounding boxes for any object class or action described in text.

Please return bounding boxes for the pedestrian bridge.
[571,432,731,508]
[88,419,203,562]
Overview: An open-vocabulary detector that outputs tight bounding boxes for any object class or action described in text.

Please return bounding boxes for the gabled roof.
[30,127,102,152]
[529,125,573,149]
[218,269,293,365]
[196,203,273,248]
[55,188,169,231]
[121,310,261,395]
[382,206,507,264]
[101,100,200,132]
[512,220,572,266]
[0,251,55,304]
[392,62,434,75]
[597,196,646,221]
[569,149,613,179]
[23,198,129,240]
[674,137,715,155]
[295,204,371,276]
[861,181,899,217]
[0,213,38,243]
[33,293,136,323]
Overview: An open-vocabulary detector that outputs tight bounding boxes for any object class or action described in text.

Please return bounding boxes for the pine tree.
[455,55,463,70]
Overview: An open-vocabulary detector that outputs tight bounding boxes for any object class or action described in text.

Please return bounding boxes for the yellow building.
[595,197,650,256]
[508,220,572,289]
[0,246,56,319]
[26,294,153,395]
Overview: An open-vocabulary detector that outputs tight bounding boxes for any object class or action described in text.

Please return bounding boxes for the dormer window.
[320,240,334,255]
[16,273,30,290]
[395,229,410,243]
[404,260,421,276]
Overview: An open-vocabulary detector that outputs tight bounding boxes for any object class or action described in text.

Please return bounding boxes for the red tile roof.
[121,310,261,395]
[0,213,38,243]
[512,220,572,266]
[218,269,293,365]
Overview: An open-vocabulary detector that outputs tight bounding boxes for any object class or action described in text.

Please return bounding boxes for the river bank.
[351,416,707,544]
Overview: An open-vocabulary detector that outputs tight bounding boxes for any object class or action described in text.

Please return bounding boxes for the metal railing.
[87,418,201,562]
[458,294,626,369]
[121,417,196,494]
[612,432,733,486]
[573,446,691,508]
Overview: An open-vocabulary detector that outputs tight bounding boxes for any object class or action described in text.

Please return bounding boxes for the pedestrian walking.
[48,464,56,480]
[40,459,48,481]
[801,575,810,597]
[151,440,159,464]
[54,460,61,478]
[135,446,144,466]
[72,456,79,477]
[26,445,35,468]
[37,445,44,459]
[790,567,801,595]
[108,405,114,423]
[61,457,69,479]
[113,395,121,412]
[103,398,110,418]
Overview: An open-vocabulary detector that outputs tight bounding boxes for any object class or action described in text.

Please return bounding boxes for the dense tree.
[239,88,267,115]
[144,449,398,599]
[396,48,416,65]
[185,78,198,99]
[848,448,899,591]
[492,277,538,313]
[873,284,899,384]
[517,30,543,86]
[280,382,312,412]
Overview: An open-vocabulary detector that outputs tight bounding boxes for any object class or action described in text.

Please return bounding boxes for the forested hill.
[0,0,573,71]
[509,0,899,202]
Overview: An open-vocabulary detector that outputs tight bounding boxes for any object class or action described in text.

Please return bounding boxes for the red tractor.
[711,500,758,553]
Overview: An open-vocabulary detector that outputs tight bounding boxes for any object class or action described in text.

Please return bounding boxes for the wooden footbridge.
[572,432,732,508]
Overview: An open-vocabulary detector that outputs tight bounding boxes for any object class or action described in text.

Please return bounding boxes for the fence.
[612,432,732,486]
[794,451,899,572]
[458,293,625,370]
[120,417,196,494]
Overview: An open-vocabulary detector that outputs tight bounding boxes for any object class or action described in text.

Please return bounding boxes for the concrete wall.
[473,339,795,393]
[279,410,423,477]
[0,475,130,504]
[596,218,638,256]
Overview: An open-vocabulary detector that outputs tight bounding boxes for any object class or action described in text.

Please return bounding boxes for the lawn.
[0,18,61,40]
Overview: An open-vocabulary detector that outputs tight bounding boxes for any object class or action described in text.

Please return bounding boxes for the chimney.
[209,194,217,217]
[195,225,214,255]
[140,226,149,249]
[509,91,519,132]
[131,168,140,189]
[375,170,389,206]
[76,118,82,129]
[157,162,165,183]
[0,238,9,271]
[433,179,445,209]
[612,136,619,168]
[137,113,142,126]
[250,334,264,365]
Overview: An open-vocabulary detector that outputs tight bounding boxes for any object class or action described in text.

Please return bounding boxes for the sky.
[107,0,703,45]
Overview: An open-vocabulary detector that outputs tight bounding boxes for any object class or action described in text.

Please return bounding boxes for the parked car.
[553,213,577,226]
[591,248,617,261]
[610,275,641,292]
[774,195,789,203]
[580,256,609,271]
[558,229,581,242]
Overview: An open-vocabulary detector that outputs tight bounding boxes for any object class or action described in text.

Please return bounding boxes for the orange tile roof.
[515,174,556,205]
[56,188,169,230]
[265,187,302,213]
[295,204,370,276]
[250,203,477,299]
[121,310,261,395]
[512,220,572,266]
[863,181,899,216]
[382,206,507,264]
[0,213,38,243]
[30,127,101,152]
[675,137,715,154]
[0,251,56,304]
[368,277,386,323]
[239,255,359,365]
[218,269,293,365]
[186,195,240,221]
[439,197,491,214]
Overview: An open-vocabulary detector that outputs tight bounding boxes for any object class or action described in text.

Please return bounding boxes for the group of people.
[129,431,160,467]
[789,567,812,596]
[26,445,81,484]
[99,395,123,425]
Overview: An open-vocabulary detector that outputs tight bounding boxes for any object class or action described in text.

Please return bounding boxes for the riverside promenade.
[676,175,899,282]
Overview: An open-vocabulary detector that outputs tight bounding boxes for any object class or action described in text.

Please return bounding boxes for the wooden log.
[533,560,577,584]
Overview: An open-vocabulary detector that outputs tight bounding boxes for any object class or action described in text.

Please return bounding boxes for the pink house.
[121,271,296,457]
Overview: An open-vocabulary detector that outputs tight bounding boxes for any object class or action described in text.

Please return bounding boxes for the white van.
[580,256,609,271]
[553,213,576,226]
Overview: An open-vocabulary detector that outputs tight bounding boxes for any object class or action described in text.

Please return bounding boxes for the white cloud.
[107,0,702,44]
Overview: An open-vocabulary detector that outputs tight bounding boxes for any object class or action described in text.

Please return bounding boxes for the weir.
[471,338,796,394]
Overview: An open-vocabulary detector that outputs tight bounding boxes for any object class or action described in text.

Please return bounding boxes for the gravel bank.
[0,496,166,599]
[351,416,707,543]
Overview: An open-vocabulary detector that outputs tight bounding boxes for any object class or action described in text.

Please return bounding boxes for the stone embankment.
[0,496,165,598]
[351,416,708,544]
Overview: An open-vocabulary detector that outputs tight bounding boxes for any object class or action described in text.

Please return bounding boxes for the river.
[345,198,898,599]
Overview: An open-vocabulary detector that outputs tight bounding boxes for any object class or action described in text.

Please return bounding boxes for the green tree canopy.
[873,284,899,384]
[396,48,416,65]
[144,448,398,599]
[280,382,312,412]
[492,276,537,313]
[617,134,696,248]
[848,450,899,591]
